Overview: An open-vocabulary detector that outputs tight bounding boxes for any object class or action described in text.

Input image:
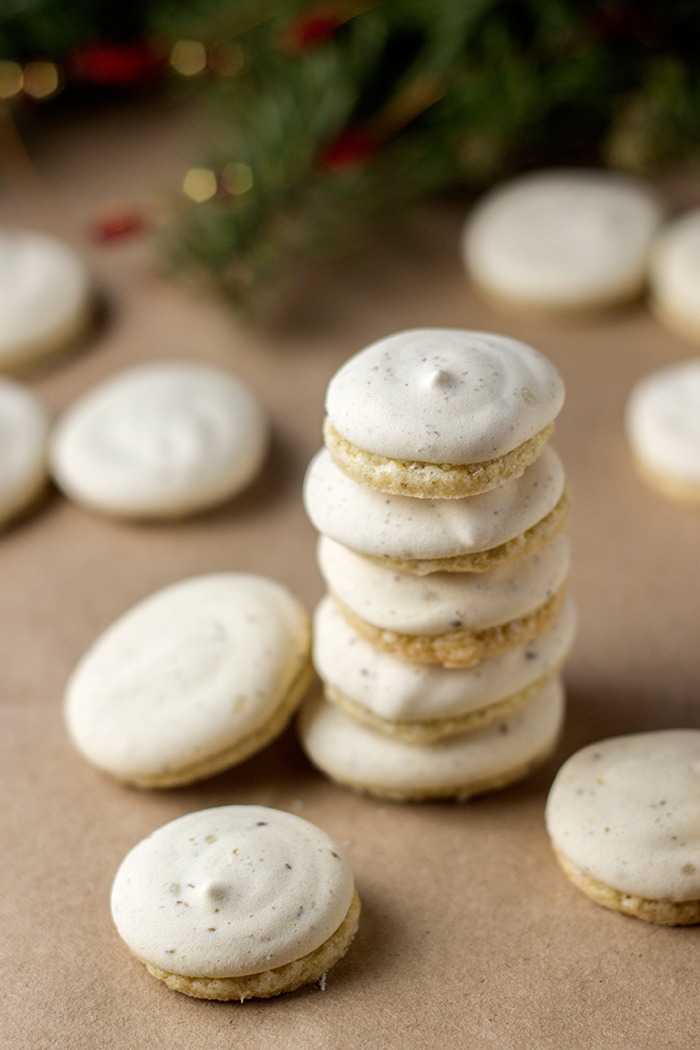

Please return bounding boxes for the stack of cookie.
[300,328,575,801]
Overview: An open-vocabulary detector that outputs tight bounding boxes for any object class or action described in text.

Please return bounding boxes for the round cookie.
[545,730,700,925]
[313,594,576,743]
[0,229,91,373]
[49,360,269,519]
[0,378,50,528]
[65,573,313,787]
[324,329,564,499]
[111,805,360,999]
[625,359,700,504]
[299,677,565,801]
[305,445,569,574]
[317,533,570,666]
[648,208,700,342]
[462,169,662,313]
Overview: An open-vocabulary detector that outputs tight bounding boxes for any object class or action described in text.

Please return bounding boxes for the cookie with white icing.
[649,208,700,342]
[299,677,564,801]
[50,361,269,519]
[324,329,564,499]
[545,731,700,925]
[111,805,360,999]
[0,378,49,528]
[65,574,312,787]
[313,594,576,743]
[317,534,570,667]
[305,445,569,574]
[0,229,91,373]
[625,359,700,504]
[462,169,662,313]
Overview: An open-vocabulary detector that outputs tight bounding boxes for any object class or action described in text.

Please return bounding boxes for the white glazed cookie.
[49,361,269,518]
[0,229,91,372]
[313,594,576,742]
[462,169,662,313]
[65,574,312,787]
[625,359,700,504]
[324,329,564,498]
[111,805,360,999]
[299,677,565,801]
[0,378,49,528]
[545,731,700,925]
[305,445,568,573]
[649,208,700,341]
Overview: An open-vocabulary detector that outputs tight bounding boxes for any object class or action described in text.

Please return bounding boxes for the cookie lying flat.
[313,594,576,743]
[324,329,564,499]
[50,360,269,518]
[0,229,91,373]
[0,378,49,528]
[299,677,564,801]
[462,169,662,313]
[649,208,700,342]
[65,574,312,787]
[318,534,570,666]
[305,445,568,574]
[625,359,700,504]
[111,806,360,999]
[545,731,700,925]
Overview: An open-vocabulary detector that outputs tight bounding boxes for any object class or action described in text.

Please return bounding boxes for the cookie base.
[0,298,93,376]
[142,889,361,1000]
[632,455,700,508]
[323,418,555,499]
[552,846,700,926]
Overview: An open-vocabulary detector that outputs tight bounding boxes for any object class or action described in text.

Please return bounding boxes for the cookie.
[0,378,49,529]
[324,329,564,499]
[625,359,700,504]
[462,169,662,313]
[65,574,312,787]
[648,208,700,342]
[0,229,91,373]
[305,445,569,574]
[299,677,565,801]
[313,594,576,743]
[545,730,700,925]
[317,533,570,667]
[49,360,269,519]
[111,805,360,999]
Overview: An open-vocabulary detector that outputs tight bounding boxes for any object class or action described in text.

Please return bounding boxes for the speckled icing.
[317,534,570,636]
[313,594,576,721]
[65,574,310,782]
[111,806,355,977]
[626,360,700,484]
[305,445,565,560]
[0,378,49,524]
[300,678,564,795]
[463,170,662,309]
[545,731,700,901]
[324,329,563,464]
[649,209,700,334]
[50,361,269,517]
[0,230,89,365]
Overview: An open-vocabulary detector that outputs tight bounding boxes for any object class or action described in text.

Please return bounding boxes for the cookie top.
[65,573,310,784]
[625,359,700,485]
[324,329,563,464]
[313,594,576,721]
[649,209,700,338]
[0,378,49,526]
[463,169,662,310]
[545,731,700,902]
[0,229,90,370]
[111,806,355,978]
[305,445,565,561]
[318,534,570,636]
[50,360,269,518]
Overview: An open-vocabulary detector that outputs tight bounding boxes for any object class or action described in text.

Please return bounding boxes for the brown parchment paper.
[2,99,700,1050]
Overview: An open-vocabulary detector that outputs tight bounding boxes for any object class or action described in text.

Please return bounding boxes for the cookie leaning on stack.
[300,328,575,801]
